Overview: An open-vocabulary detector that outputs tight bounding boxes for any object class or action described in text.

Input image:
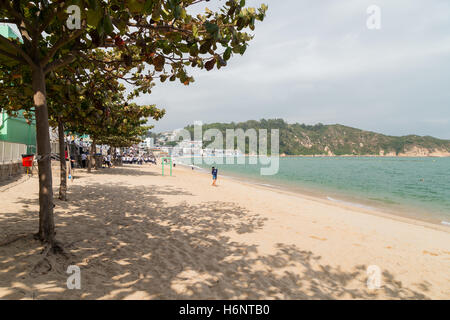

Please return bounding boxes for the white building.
[139,137,154,151]
[175,140,203,157]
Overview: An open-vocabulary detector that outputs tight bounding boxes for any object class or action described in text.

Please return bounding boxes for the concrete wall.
[0,161,25,182]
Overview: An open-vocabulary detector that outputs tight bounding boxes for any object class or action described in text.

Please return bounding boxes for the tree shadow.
[0,173,26,189]
[69,167,160,181]
[91,167,160,177]
[0,182,432,300]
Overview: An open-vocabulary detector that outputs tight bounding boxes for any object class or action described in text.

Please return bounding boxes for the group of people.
[80,152,113,169]
[121,154,156,165]
[102,154,113,168]
[78,150,219,187]
[75,152,157,167]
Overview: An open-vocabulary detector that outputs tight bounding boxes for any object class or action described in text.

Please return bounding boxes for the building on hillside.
[138,137,154,154]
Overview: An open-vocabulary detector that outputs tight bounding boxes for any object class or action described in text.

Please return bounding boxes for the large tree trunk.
[88,139,95,172]
[95,143,102,170]
[32,66,55,244]
[87,143,92,172]
[112,147,116,166]
[58,119,67,201]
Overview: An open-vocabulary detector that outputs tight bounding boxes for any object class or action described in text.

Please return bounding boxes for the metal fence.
[51,141,60,155]
[0,140,27,164]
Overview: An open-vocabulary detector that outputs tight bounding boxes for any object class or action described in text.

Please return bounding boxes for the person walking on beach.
[81,152,87,168]
[106,154,112,167]
[212,167,218,186]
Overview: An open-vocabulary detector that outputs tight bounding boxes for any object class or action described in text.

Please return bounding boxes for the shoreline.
[178,162,450,233]
[278,154,450,158]
[176,155,450,158]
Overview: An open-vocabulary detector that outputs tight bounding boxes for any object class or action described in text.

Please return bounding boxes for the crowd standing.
[121,154,157,165]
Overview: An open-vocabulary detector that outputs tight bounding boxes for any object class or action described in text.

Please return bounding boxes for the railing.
[0,140,28,164]
[51,141,60,155]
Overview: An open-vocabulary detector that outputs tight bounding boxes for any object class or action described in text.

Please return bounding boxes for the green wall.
[0,110,36,153]
[0,25,36,154]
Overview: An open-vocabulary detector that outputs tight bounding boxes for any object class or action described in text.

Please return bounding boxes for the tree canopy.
[0,0,267,247]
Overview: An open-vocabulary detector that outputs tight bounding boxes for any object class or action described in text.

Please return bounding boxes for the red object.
[22,154,34,167]
[65,150,68,160]
[114,36,125,47]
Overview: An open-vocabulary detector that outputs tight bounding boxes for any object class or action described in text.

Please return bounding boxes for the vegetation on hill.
[184,119,450,156]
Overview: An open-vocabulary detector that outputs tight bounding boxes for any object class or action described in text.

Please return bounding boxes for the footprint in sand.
[310,235,327,241]
[423,250,439,256]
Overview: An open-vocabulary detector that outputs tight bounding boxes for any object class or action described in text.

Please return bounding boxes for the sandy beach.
[0,163,449,299]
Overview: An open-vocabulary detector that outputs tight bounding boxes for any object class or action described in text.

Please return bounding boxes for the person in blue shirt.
[212,167,218,186]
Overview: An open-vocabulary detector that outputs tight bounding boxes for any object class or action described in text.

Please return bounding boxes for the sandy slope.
[0,163,449,299]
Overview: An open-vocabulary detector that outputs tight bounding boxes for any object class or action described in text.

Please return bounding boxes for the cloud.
[133,0,450,139]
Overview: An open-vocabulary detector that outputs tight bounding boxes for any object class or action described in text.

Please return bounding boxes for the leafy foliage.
[0,0,267,243]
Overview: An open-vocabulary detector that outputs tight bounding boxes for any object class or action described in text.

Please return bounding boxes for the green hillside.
[184,119,450,156]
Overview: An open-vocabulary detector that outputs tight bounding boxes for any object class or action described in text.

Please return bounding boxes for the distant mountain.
[184,119,450,157]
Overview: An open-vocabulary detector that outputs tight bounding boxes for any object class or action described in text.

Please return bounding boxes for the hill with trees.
[184,119,450,156]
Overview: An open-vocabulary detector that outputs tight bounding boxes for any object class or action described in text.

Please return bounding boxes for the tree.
[0,0,267,247]
[1,52,165,200]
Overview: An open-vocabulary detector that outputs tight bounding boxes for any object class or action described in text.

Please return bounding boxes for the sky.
[135,0,450,139]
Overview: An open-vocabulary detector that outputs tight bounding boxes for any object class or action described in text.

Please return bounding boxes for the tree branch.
[42,28,85,66]
[0,34,35,67]
[0,0,38,35]
[44,53,78,74]
[38,2,63,33]
[127,22,193,35]
[0,47,24,63]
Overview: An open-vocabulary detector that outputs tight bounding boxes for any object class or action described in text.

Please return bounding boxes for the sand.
[0,163,449,300]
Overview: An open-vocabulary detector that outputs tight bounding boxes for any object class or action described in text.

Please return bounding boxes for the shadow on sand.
[0,169,431,300]
[71,165,160,180]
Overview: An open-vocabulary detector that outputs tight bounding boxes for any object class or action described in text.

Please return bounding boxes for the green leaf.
[204,22,219,35]
[224,47,232,61]
[174,5,182,19]
[143,0,154,14]
[189,44,199,56]
[192,24,199,38]
[103,15,114,35]
[127,0,146,13]
[87,9,102,27]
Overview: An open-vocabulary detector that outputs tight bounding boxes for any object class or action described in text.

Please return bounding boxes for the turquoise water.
[178,157,450,225]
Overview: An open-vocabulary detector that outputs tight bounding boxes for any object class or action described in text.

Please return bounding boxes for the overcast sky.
[133,0,450,139]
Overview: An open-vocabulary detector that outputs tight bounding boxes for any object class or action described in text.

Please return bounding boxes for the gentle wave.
[326,196,376,211]
[179,163,203,170]
[177,156,450,225]
[260,183,275,187]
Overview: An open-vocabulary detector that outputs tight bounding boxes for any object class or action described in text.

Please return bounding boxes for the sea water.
[178,156,450,226]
